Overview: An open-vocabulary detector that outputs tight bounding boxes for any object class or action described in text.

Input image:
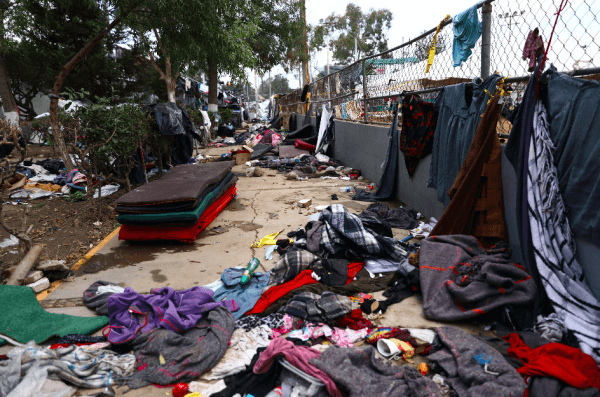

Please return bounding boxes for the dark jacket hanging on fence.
[428,74,503,205]
[430,92,507,243]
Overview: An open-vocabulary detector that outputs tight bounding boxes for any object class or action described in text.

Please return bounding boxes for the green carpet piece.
[0,285,108,345]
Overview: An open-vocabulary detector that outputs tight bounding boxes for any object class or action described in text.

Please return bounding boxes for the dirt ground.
[0,143,158,279]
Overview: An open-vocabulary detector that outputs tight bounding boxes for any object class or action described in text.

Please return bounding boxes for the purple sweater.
[106,286,238,344]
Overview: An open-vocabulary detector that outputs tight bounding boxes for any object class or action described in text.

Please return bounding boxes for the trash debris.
[0,235,19,248]
[298,199,312,208]
[27,277,50,293]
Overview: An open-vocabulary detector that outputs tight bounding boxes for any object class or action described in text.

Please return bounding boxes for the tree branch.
[152,28,166,55]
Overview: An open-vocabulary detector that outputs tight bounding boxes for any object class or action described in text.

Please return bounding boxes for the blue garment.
[452,5,481,67]
[428,74,503,205]
[212,268,270,319]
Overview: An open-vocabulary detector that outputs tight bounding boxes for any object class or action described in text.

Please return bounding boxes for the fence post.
[481,2,492,79]
[362,59,368,123]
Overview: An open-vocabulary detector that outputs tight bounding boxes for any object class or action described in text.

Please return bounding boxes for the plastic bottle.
[339,187,352,192]
[241,258,260,285]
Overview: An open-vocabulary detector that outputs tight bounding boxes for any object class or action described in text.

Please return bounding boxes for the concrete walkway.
[32,148,487,396]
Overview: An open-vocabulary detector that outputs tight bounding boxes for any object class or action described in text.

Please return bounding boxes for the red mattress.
[119,185,237,243]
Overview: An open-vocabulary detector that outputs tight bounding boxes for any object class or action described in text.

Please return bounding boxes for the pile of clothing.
[115,161,237,242]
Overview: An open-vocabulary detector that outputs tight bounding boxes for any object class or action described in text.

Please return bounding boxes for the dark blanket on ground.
[251,143,275,160]
[115,161,234,207]
[420,235,536,321]
[310,345,442,397]
[358,203,419,230]
[117,172,237,225]
[428,326,525,397]
[123,306,234,389]
[258,268,396,316]
[83,280,122,316]
[431,94,508,243]
[283,124,314,143]
[0,285,108,345]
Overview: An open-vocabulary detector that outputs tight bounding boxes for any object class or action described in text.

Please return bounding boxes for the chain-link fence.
[279,0,600,135]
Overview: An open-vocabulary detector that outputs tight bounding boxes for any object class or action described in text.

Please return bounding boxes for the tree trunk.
[0,17,19,128]
[166,77,176,103]
[49,1,142,171]
[207,59,218,113]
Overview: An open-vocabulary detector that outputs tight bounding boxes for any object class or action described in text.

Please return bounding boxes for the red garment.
[503,333,600,390]
[295,139,316,152]
[335,309,373,330]
[119,186,236,243]
[246,262,364,315]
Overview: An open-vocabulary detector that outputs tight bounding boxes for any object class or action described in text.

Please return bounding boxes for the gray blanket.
[428,326,525,397]
[309,345,442,397]
[124,306,234,389]
[420,235,536,321]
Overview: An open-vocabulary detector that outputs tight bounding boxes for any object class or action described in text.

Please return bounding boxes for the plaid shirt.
[320,204,407,261]
[268,250,322,287]
[279,291,352,323]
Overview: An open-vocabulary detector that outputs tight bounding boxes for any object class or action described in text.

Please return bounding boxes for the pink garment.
[330,328,368,347]
[254,338,343,397]
[271,133,282,146]
[272,314,293,338]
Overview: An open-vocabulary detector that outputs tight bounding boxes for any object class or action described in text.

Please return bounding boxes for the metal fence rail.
[279,0,600,135]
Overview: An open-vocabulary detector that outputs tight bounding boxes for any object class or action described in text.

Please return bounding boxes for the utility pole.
[301,0,310,85]
[268,70,271,99]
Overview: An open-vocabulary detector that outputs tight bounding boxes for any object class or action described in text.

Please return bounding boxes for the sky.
[245,0,600,92]
[269,0,482,89]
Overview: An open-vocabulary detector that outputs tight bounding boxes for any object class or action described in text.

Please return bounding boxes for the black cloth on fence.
[352,105,399,202]
[503,56,547,322]
[289,113,297,132]
[283,124,314,143]
[212,347,281,397]
[358,203,419,230]
[303,103,313,126]
[400,95,438,178]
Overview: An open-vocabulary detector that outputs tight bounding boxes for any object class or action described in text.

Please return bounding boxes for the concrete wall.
[303,114,600,299]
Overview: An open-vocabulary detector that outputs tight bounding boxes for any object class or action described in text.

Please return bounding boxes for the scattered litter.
[265,245,276,260]
[27,277,50,293]
[10,189,54,200]
[93,184,120,198]
[0,235,19,248]
[298,199,312,208]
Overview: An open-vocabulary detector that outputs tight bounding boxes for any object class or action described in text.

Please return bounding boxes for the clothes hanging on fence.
[430,92,507,243]
[400,95,438,178]
[525,99,600,363]
[452,5,482,67]
[352,105,400,201]
[428,73,503,205]
[523,29,545,72]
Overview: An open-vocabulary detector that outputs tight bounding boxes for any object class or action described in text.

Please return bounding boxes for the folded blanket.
[117,173,237,225]
[115,161,234,208]
[118,185,236,242]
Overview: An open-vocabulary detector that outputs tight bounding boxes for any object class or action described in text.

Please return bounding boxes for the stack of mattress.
[116,161,237,243]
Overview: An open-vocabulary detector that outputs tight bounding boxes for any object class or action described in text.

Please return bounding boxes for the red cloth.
[119,186,236,243]
[503,333,600,390]
[246,262,364,315]
[335,308,373,330]
[295,139,316,152]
